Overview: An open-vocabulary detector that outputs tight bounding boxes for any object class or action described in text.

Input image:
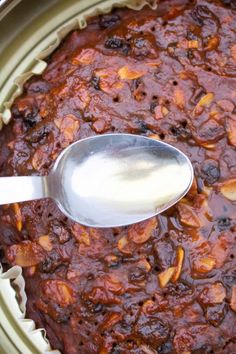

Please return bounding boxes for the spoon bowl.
[0,134,193,227]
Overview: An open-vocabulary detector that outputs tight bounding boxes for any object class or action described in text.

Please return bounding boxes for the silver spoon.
[0,134,193,227]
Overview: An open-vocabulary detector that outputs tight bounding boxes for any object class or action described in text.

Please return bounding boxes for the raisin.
[91,75,100,90]
[205,303,227,327]
[217,217,231,231]
[105,36,125,49]
[99,13,121,29]
[85,301,104,313]
[39,250,62,273]
[153,240,174,269]
[135,314,169,346]
[26,79,50,94]
[166,282,193,297]
[157,341,174,353]
[129,267,146,282]
[25,125,51,144]
[191,5,212,26]
[170,125,192,140]
[201,159,220,185]
[187,30,198,40]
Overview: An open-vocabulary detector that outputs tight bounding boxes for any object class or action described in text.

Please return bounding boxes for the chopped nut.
[173,88,185,109]
[230,285,236,312]
[199,282,226,305]
[177,203,201,228]
[193,256,216,273]
[220,179,236,201]
[231,44,236,63]
[194,93,214,116]
[205,36,220,51]
[128,218,157,244]
[188,40,199,49]
[118,65,145,80]
[226,117,236,147]
[149,134,160,140]
[38,235,53,252]
[43,280,75,307]
[158,266,176,288]
[172,246,185,282]
[13,203,22,232]
[118,234,133,254]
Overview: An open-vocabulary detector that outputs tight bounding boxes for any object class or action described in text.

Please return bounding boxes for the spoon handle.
[0,176,48,205]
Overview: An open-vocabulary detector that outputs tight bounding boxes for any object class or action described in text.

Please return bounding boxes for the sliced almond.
[220,178,236,201]
[194,93,214,116]
[118,234,133,255]
[128,217,157,244]
[13,203,22,232]
[173,88,185,109]
[118,65,145,80]
[177,203,201,228]
[226,117,236,147]
[230,285,236,312]
[158,266,176,288]
[38,235,53,251]
[72,48,96,65]
[231,44,236,63]
[172,246,185,282]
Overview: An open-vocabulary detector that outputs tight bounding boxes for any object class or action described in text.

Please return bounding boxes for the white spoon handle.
[0,176,48,205]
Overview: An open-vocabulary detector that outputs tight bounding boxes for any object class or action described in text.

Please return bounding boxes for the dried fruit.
[128,217,157,244]
[226,117,236,147]
[38,235,53,252]
[43,280,75,307]
[220,179,236,201]
[200,159,220,185]
[172,246,185,282]
[101,312,122,330]
[118,65,145,80]
[173,88,185,109]
[230,285,236,312]
[135,313,169,346]
[199,283,226,305]
[177,203,201,228]
[6,241,45,267]
[158,267,176,288]
[13,203,22,232]
[194,93,214,115]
